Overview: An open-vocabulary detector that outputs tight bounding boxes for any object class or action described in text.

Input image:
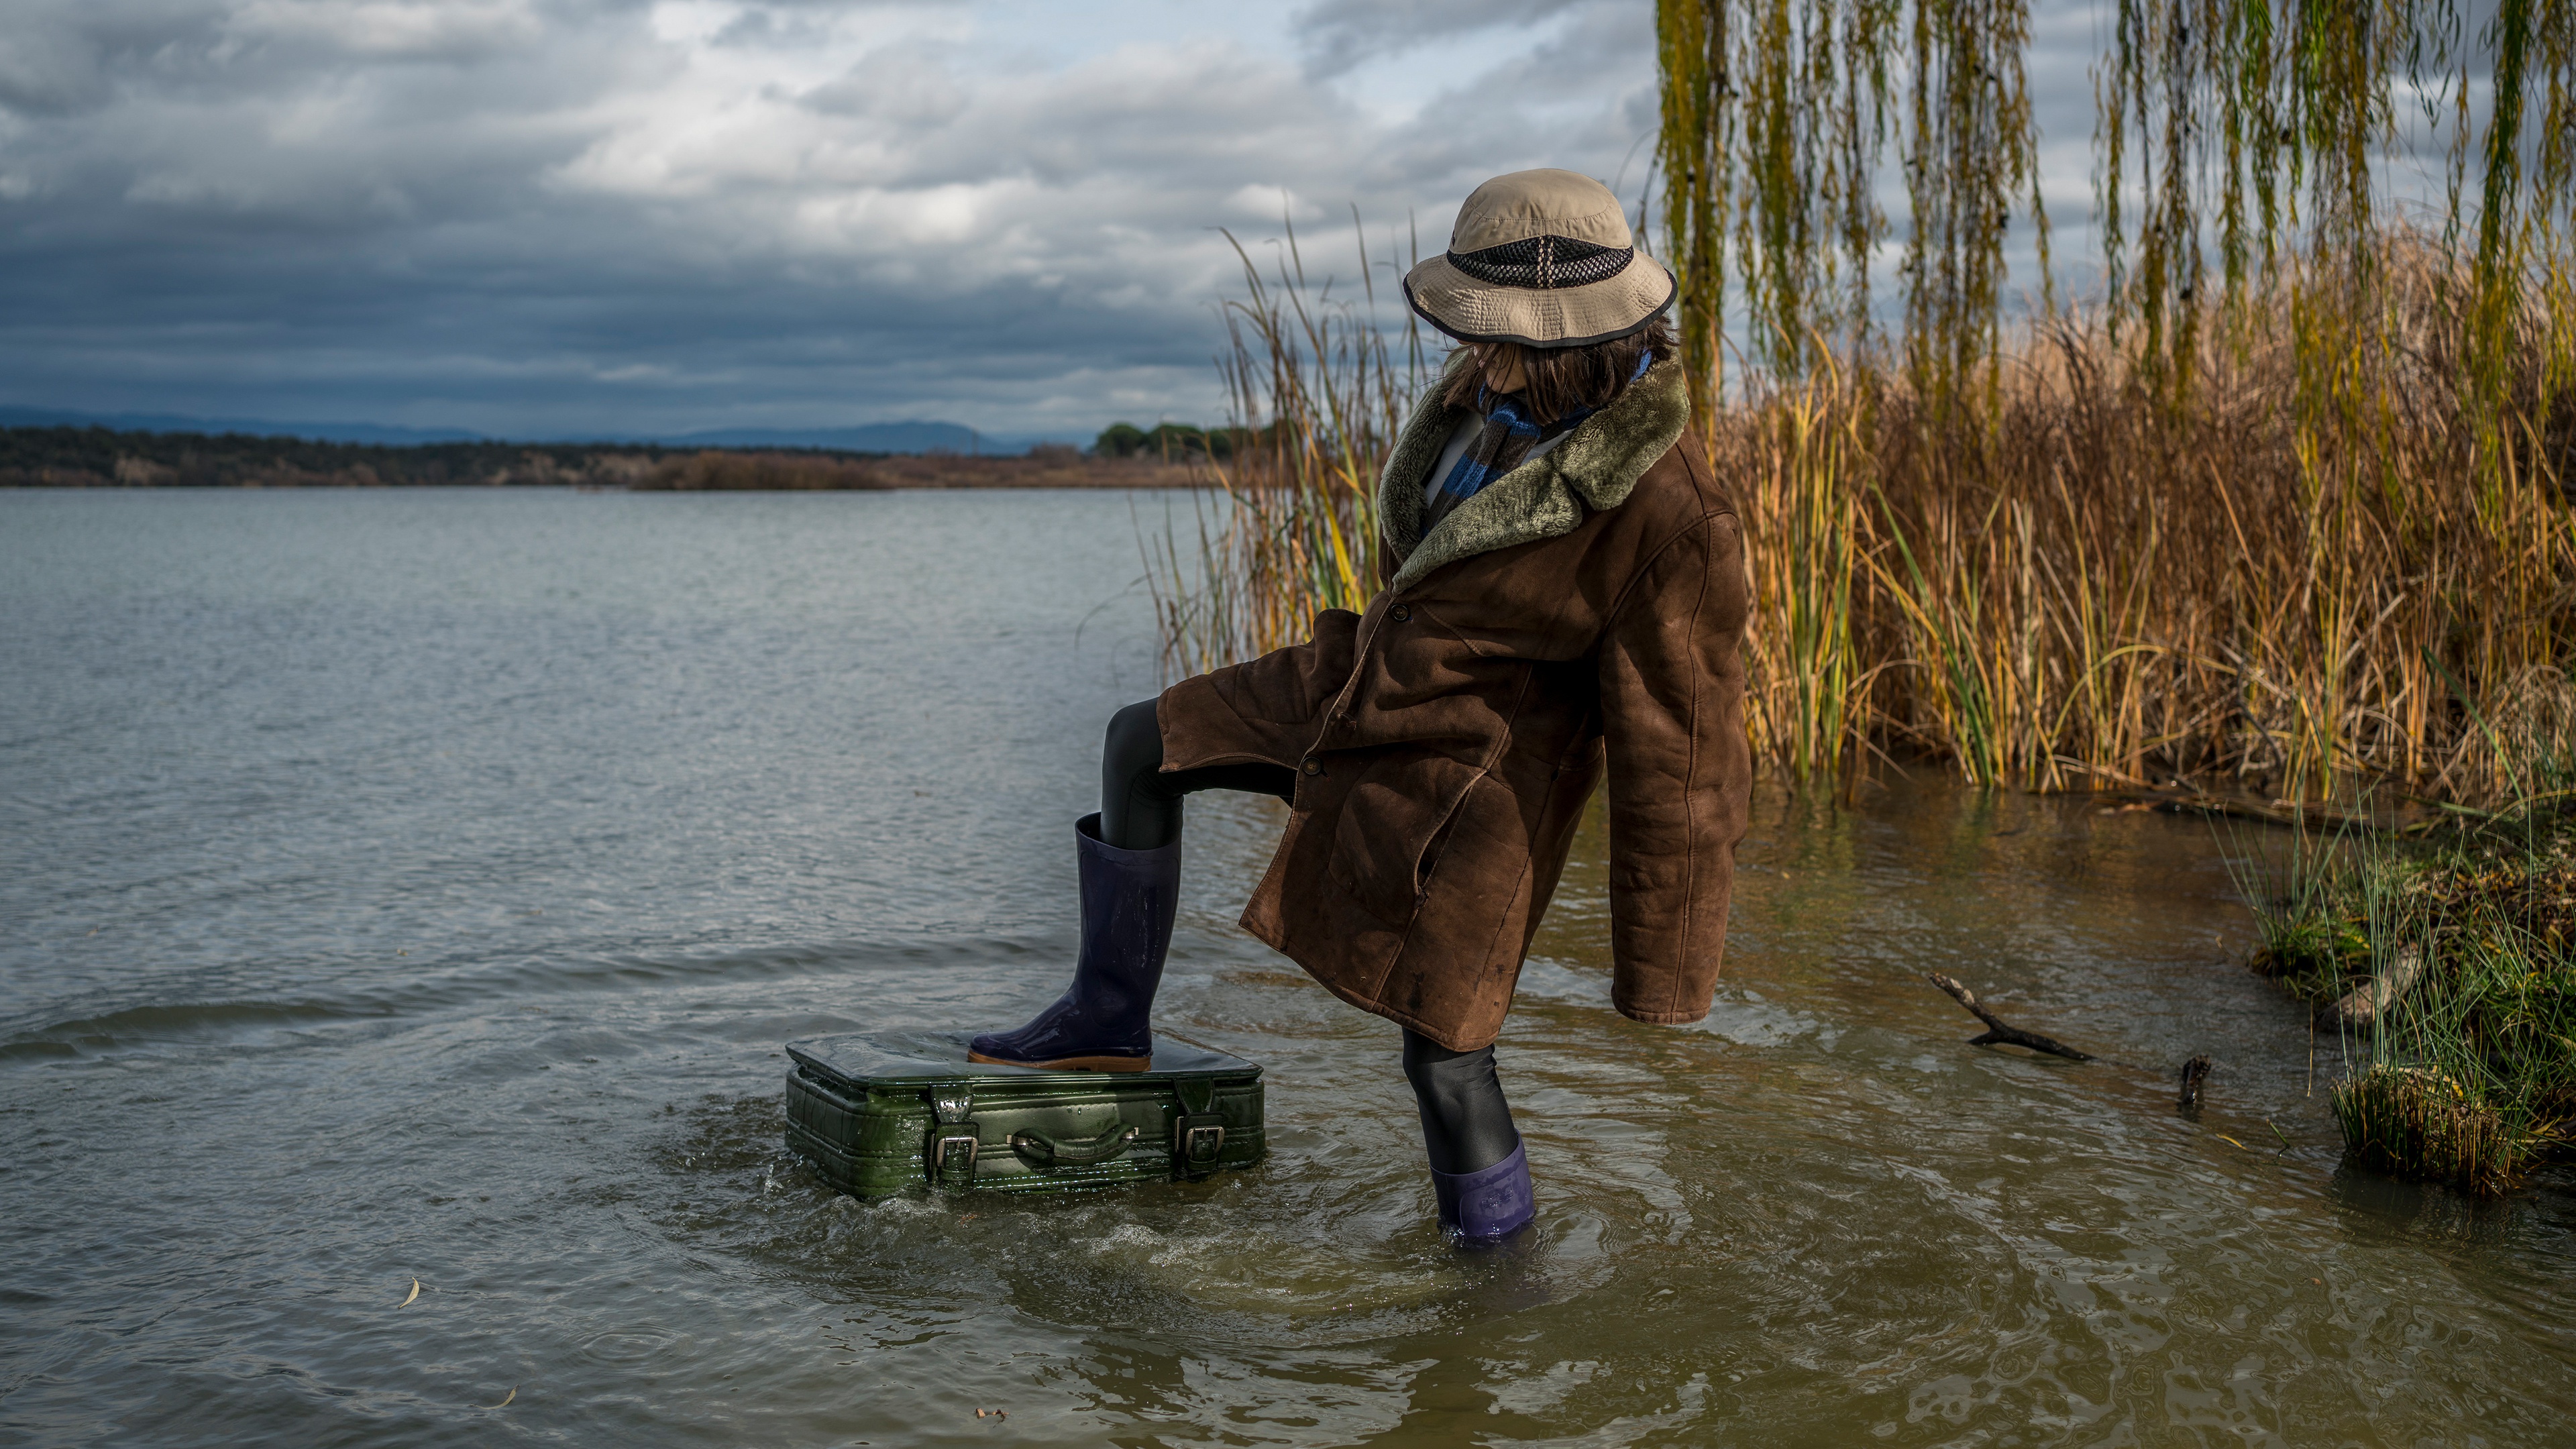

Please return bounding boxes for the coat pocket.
[1324,751,1484,926]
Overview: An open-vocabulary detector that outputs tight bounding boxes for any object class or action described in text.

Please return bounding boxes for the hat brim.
[1402,252,1676,348]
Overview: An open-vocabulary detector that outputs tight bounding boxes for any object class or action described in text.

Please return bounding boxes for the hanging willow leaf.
[1656,0,2049,414]
[2095,0,2575,437]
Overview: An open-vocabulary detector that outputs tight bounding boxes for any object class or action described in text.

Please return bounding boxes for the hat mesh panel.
[1444,235,1633,290]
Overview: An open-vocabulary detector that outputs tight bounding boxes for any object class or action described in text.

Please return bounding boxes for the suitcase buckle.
[1173,1117,1226,1177]
[928,1085,980,1186]
[1171,1078,1227,1179]
[932,1132,979,1184]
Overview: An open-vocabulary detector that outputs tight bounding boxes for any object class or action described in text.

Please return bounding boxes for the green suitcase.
[783,1030,1265,1197]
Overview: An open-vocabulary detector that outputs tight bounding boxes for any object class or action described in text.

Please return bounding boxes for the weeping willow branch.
[1646,0,2573,798]
[1655,0,2048,409]
[1903,0,2049,412]
[2095,0,2575,418]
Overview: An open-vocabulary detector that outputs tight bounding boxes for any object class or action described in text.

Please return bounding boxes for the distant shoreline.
[0,425,1212,490]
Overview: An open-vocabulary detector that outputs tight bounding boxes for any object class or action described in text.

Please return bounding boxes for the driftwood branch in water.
[2081,788,2430,836]
[2178,1055,2213,1111]
[1925,973,2095,1062]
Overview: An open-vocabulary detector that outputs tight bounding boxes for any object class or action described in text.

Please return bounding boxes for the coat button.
[1389,604,1411,623]
[1300,757,1322,776]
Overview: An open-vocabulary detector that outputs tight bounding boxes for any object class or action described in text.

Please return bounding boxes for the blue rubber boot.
[1432,1140,1536,1243]
[968,813,1179,1072]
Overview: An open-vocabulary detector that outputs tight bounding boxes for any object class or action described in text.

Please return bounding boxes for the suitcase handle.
[1008,1124,1138,1168]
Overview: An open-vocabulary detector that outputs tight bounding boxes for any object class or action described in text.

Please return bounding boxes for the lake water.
[3,486,2571,1446]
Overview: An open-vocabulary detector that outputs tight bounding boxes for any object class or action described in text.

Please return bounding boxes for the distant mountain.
[0,406,1082,456]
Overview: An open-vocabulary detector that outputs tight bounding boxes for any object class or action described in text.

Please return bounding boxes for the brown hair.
[1440,313,1676,423]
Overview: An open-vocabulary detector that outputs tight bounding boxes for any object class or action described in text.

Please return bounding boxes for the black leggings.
[1100,699,1295,852]
[1099,700,1520,1175]
[1401,1033,1523,1175]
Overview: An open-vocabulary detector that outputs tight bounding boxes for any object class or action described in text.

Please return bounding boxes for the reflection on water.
[3,487,2571,1446]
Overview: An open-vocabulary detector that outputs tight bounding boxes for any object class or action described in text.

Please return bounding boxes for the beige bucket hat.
[1403,169,1675,348]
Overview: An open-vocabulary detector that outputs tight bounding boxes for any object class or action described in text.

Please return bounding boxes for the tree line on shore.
[0,425,679,487]
[1092,421,1265,461]
[0,425,1206,489]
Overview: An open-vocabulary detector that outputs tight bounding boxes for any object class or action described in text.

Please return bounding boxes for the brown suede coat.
[1156,353,1752,1050]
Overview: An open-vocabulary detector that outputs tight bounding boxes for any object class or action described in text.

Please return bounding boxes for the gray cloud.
[0,1,2107,439]
[1296,0,1583,77]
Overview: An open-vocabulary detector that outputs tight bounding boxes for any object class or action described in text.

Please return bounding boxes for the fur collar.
[1377,352,1691,591]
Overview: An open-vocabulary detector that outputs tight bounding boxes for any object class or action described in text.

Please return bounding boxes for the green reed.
[1714,244,2573,796]
[1157,6,2571,806]
[1154,231,2573,800]
[1144,1,2576,1195]
[1656,0,2575,798]
[1144,215,1422,677]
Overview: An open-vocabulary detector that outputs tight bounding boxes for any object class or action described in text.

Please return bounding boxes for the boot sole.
[966,1049,1151,1073]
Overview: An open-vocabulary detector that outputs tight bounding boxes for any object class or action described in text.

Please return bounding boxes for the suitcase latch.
[929,1085,979,1186]
[1171,1117,1226,1177]
[932,1132,979,1183]
[1171,1077,1226,1179]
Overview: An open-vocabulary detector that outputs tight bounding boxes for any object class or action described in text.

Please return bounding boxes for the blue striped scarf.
[1425,351,1654,533]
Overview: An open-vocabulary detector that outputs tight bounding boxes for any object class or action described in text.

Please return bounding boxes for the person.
[971,169,1751,1243]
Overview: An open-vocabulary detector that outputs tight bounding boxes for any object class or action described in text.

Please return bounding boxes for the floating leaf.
[2217,1134,2247,1150]
[400,1279,420,1307]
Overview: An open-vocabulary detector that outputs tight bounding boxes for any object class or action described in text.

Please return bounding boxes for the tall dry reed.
[1147,220,1424,674]
[1634,0,2574,799]
[1721,238,2573,798]
[1153,233,2573,803]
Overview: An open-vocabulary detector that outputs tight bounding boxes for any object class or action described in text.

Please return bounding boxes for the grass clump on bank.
[2251,800,2576,1195]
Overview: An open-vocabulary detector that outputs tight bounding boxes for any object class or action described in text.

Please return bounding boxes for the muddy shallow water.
[3,486,2571,1446]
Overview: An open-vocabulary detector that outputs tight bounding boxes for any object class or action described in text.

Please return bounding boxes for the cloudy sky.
[0,0,2109,441]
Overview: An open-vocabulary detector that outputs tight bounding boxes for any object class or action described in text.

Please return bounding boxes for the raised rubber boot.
[1431,1140,1536,1243]
[967,812,1179,1072]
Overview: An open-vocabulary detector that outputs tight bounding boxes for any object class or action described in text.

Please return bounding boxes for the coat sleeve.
[1595,510,1752,1024]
